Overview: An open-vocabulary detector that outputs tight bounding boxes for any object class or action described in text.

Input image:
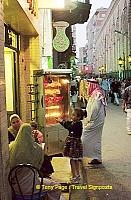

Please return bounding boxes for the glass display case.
[33,69,72,155]
[44,74,69,125]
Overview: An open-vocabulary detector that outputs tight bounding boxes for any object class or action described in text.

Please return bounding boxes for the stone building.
[95,0,131,79]
[86,7,108,72]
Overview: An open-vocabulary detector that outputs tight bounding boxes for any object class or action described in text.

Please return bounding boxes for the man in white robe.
[82,79,106,164]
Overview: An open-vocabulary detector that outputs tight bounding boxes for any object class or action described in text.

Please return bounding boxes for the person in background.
[71,90,78,108]
[121,79,126,96]
[8,114,23,143]
[100,77,110,103]
[57,108,87,183]
[70,78,78,108]
[82,79,106,164]
[122,80,131,135]
[125,78,131,88]
[9,123,62,200]
[110,79,120,106]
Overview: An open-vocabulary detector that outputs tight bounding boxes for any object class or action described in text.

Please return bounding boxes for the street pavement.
[51,102,131,200]
[82,102,131,200]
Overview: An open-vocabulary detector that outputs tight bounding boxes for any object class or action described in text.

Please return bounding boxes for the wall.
[19,35,40,122]
[0,0,11,199]
[86,8,108,71]
[0,0,40,198]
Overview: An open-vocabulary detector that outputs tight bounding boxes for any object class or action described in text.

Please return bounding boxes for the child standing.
[57,108,87,183]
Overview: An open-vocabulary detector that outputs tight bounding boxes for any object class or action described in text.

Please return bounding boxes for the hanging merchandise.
[53,21,70,52]
[79,79,89,101]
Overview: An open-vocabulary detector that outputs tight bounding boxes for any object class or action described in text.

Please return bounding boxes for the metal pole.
[123,52,125,79]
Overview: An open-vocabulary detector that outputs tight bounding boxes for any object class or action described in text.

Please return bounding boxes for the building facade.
[86,7,108,72]
[1,0,40,199]
[79,47,87,64]
[78,46,93,75]
[95,0,131,79]
[39,9,53,70]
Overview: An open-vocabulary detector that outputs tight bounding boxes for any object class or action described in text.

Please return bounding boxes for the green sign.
[53,21,70,52]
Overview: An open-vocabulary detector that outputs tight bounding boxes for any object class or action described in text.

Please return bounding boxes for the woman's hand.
[32,130,38,138]
[55,118,63,123]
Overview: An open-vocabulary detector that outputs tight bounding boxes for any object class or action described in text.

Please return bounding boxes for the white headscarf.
[9,114,20,122]
[83,80,106,126]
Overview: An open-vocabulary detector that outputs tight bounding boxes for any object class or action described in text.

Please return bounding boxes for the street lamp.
[98,66,102,76]
[128,54,131,64]
[118,57,124,79]
[101,65,105,73]
[118,57,123,67]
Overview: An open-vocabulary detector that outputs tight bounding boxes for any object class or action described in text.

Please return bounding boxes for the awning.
[4,0,38,36]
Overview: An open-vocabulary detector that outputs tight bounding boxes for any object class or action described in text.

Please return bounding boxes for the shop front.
[4,24,20,124]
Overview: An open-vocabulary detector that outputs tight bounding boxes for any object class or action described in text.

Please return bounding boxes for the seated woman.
[9,123,62,200]
[8,114,22,143]
[30,121,54,178]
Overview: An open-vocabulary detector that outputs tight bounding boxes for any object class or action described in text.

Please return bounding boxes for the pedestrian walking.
[110,79,120,106]
[56,108,87,183]
[100,77,110,103]
[82,79,106,164]
[122,80,131,135]
[71,91,78,108]
[70,78,78,108]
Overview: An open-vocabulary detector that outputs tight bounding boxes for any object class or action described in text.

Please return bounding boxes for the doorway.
[4,47,19,125]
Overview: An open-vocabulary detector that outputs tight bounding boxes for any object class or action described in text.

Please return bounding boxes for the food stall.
[33,69,72,155]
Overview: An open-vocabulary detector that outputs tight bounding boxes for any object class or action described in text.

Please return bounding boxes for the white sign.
[38,0,65,9]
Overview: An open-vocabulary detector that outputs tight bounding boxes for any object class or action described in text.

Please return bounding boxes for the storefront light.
[38,0,65,9]
[118,57,123,66]
[98,68,101,72]
[101,66,105,71]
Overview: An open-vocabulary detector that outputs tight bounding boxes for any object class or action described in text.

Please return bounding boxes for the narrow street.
[1,1,131,200]
[82,102,131,199]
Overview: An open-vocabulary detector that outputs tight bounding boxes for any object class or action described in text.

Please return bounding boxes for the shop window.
[4,50,15,111]
[44,75,69,125]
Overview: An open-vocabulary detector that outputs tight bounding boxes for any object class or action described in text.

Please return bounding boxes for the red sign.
[80,65,93,74]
